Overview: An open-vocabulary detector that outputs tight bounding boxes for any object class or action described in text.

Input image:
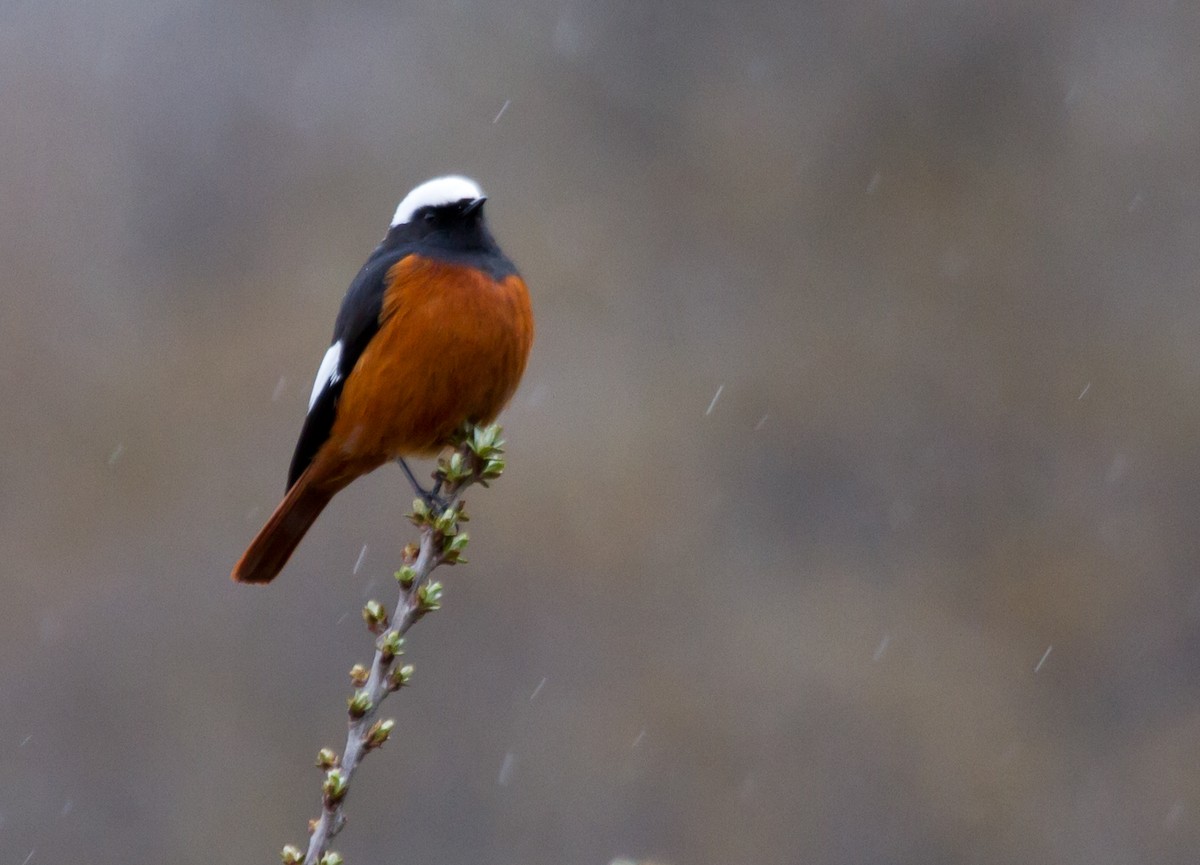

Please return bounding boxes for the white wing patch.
[308,341,343,412]
[391,175,484,227]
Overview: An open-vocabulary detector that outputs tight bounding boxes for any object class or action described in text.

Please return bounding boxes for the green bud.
[394,565,417,586]
[436,446,472,484]
[433,507,458,534]
[442,531,469,564]
[366,718,395,749]
[349,664,369,686]
[389,663,414,690]
[362,600,388,632]
[408,498,430,525]
[418,581,443,611]
[281,844,305,864]
[471,424,503,456]
[347,689,373,718]
[320,853,344,865]
[322,768,348,803]
[316,748,338,769]
[379,631,404,661]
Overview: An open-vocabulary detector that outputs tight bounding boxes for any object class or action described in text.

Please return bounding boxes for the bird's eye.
[423,211,437,223]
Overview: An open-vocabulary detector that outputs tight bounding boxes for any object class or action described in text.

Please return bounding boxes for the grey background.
[2,2,1199,863]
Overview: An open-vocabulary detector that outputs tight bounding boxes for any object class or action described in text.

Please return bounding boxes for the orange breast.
[317,255,533,483]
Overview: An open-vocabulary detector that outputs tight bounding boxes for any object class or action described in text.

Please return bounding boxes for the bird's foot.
[398,459,451,513]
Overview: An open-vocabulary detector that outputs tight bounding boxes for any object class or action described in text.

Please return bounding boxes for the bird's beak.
[463,196,487,215]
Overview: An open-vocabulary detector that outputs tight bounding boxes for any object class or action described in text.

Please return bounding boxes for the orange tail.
[232,472,338,584]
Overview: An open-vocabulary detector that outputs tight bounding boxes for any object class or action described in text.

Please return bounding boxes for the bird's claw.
[399,459,451,513]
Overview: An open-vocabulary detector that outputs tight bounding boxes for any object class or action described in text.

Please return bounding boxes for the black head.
[385,175,494,251]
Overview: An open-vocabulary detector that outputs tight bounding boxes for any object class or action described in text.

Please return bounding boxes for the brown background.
[3,2,1199,863]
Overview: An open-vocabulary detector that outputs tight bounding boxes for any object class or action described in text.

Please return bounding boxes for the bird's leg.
[397,457,432,500]
[398,458,449,512]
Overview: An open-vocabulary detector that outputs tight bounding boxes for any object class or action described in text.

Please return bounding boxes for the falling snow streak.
[1034,645,1053,673]
[497,752,515,786]
[872,634,891,662]
[705,385,724,416]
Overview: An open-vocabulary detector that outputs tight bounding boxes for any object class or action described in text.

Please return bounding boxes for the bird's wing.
[286,248,413,489]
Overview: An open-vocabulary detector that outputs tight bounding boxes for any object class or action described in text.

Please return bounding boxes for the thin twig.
[302,528,437,862]
[281,425,507,865]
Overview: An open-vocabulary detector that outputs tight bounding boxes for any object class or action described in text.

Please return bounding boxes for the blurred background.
[2,1,1199,863]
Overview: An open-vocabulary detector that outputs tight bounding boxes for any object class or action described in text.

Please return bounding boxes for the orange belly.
[315,256,533,485]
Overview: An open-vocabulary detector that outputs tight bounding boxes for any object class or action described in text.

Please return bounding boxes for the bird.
[232,175,534,584]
